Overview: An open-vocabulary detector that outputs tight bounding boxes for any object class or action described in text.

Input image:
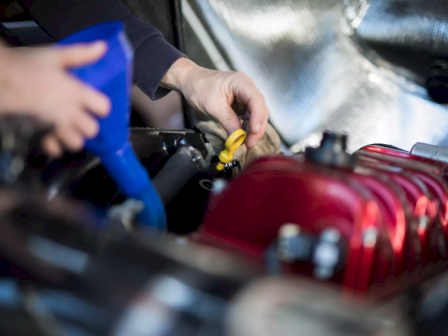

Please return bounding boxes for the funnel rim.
[57,21,124,46]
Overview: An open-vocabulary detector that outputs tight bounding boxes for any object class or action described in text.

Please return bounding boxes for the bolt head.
[279,223,301,239]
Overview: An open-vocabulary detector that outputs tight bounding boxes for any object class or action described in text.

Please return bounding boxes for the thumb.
[54,41,107,68]
[215,104,242,136]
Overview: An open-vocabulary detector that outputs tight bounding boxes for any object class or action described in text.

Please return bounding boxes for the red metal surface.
[350,171,417,275]
[199,156,397,293]
[356,149,448,257]
[362,146,448,175]
[199,148,448,296]
[355,161,440,263]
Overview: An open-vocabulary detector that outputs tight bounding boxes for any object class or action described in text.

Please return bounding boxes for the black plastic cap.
[305,131,356,168]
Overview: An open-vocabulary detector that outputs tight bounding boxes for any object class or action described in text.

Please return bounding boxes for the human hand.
[0,41,111,156]
[161,58,269,148]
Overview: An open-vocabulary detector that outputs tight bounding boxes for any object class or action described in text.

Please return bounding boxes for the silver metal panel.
[411,142,448,163]
[187,0,448,152]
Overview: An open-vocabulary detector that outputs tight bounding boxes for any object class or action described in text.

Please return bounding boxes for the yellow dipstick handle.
[216,129,247,171]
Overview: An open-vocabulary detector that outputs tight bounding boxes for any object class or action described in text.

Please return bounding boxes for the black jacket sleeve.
[16,0,186,100]
[0,25,24,46]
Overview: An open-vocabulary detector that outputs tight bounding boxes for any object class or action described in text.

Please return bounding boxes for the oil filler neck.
[305,131,356,169]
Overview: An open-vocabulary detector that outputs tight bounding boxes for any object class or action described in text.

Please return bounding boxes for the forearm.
[160,57,199,92]
[17,0,136,39]
[0,46,22,114]
[17,0,186,100]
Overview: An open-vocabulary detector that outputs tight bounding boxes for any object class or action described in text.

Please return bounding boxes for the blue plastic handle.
[57,22,166,229]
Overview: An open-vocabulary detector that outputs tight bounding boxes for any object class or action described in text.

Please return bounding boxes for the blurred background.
[180,0,448,152]
[3,0,448,152]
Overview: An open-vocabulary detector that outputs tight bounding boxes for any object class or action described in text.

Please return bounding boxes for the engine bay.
[2,1,448,334]
[1,116,448,336]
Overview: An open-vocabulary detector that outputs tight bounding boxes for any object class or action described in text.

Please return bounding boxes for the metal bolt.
[313,241,339,267]
[320,228,341,243]
[108,199,145,230]
[223,160,242,173]
[279,223,301,239]
[277,223,301,262]
[311,228,343,280]
[418,216,429,231]
[363,228,377,248]
[189,146,206,170]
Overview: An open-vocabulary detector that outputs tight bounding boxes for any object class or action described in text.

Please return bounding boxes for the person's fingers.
[56,126,85,152]
[246,109,268,148]
[214,102,242,136]
[74,113,100,139]
[41,134,62,157]
[248,96,269,134]
[78,82,111,117]
[234,86,269,148]
[55,41,107,68]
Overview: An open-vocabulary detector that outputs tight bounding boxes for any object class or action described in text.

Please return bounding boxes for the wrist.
[0,42,11,59]
[0,48,25,115]
[160,57,199,92]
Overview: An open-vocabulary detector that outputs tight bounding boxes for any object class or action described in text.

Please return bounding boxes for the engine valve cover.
[199,133,448,298]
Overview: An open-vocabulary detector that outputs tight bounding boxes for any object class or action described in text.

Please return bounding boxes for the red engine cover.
[355,161,440,264]
[198,142,448,297]
[358,146,448,259]
[199,156,401,293]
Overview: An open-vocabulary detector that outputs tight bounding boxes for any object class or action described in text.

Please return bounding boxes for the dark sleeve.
[16,0,186,100]
[0,25,24,46]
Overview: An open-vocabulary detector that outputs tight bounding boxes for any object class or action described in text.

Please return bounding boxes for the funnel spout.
[58,21,166,229]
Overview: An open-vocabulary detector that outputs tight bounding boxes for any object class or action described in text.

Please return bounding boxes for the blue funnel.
[57,21,166,229]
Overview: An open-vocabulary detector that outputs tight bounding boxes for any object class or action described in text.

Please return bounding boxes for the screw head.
[418,216,429,231]
[363,228,377,248]
[320,228,341,243]
[279,223,301,239]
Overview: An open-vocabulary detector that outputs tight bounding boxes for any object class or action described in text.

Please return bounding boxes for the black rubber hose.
[152,146,203,205]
